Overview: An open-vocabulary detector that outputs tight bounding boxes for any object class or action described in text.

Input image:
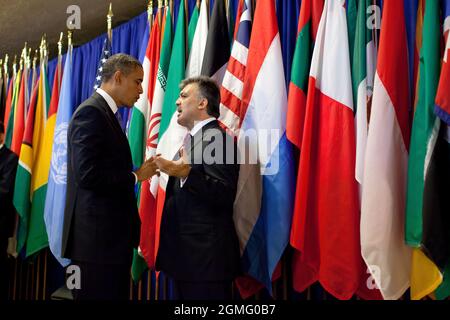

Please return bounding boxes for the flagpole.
[158,0,163,26]
[3,54,8,81]
[107,3,113,43]
[148,0,154,26]
[57,32,64,90]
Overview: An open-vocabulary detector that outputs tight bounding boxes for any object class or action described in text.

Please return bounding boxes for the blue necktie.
[114,111,125,133]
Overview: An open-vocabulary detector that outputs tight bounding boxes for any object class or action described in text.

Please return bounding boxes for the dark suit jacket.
[156,120,241,281]
[61,92,140,265]
[0,146,18,250]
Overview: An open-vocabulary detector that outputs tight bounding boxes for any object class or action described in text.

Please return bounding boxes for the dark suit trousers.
[0,240,9,300]
[171,279,232,300]
[72,261,130,300]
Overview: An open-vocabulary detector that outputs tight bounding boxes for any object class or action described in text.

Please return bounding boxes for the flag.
[219,0,252,136]
[422,0,450,300]
[346,0,357,68]
[155,3,188,262]
[361,0,412,300]
[405,0,443,300]
[233,0,294,296]
[201,0,230,83]
[352,0,377,187]
[13,78,39,255]
[44,44,74,266]
[25,57,51,257]
[187,1,199,57]
[218,0,256,297]
[4,69,22,149]
[156,0,187,169]
[3,73,13,128]
[286,0,324,149]
[186,0,208,77]
[10,63,28,155]
[289,0,360,300]
[130,11,162,280]
[140,5,174,273]
[351,0,384,300]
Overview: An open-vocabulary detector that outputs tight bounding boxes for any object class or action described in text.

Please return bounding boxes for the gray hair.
[180,76,221,118]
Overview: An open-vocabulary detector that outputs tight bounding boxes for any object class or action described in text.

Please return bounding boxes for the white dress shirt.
[180,117,216,187]
[96,88,138,184]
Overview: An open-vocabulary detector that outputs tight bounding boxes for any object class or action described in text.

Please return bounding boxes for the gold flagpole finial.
[33,49,38,70]
[148,0,154,24]
[26,47,32,69]
[3,54,8,76]
[58,32,64,56]
[107,3,114,40]
[12,55,17,76]
[68,30,73,48]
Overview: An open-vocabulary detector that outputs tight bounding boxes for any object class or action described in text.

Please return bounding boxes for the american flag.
[219,0,252,135]
[93,37,112,90]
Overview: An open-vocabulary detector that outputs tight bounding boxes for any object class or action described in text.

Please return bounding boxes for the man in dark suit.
[61,54,157,300]
[0,121,18,300]
[155,76,241,300]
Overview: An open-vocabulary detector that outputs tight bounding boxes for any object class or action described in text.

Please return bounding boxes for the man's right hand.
[134,157,159,182]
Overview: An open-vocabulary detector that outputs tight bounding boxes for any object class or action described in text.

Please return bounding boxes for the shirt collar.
[0,144,3,150]
[96,88,118,114]
[190,118,216,136]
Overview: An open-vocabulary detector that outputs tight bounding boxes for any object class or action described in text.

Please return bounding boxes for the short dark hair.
[101,53,142,83]
[180,76,221,118]
[0,121,4,134]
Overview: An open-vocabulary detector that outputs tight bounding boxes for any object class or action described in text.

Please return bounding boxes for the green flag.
[405,0,443,300]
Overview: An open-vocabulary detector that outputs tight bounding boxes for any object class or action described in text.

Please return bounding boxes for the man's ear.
[198,98,208,110]
[113,70,122,84]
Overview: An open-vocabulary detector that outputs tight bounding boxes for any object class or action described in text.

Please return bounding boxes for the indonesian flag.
[290,0,361,300]
[361,0,412,300]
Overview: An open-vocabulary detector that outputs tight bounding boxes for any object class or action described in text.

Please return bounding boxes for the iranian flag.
[360,0,412,300]
[130,10,162,280]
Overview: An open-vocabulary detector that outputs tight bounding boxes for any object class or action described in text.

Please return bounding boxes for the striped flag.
[352,0,377,188]
[233,0,294,296]
[219,0,252,135]
[10,60,28,155]
[12,76,39,255]
[130,10,162,280]
[186,0,208,77]
[4,69,22,149]
[25,56,50,257]
[201,0,230,84]
[286,0,323,150]
[361,0,412,300]
[290,0,360,300]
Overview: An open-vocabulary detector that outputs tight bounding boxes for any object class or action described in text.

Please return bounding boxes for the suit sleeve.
[182,132,239,207]
[69,106,135,191]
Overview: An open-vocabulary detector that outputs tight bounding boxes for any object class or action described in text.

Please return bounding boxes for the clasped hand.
[134,148,191,181]
[155,147,191,178]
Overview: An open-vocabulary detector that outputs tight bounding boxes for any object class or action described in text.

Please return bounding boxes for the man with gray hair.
[62,54,158,300]
[155,76,241,300]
